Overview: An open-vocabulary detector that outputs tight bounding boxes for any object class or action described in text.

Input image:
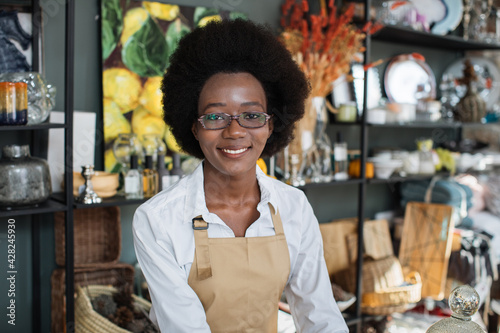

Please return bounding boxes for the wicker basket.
[51,263,134,333]
[362,271,422,307]
[54,206,121,267]
[75,285,152,333]
[333,256,405,294]
[361,302,417,316]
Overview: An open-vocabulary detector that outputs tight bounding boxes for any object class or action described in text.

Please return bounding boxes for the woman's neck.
[202,164,260,207]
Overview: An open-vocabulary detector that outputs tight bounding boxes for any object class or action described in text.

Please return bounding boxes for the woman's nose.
[223,117,246,138]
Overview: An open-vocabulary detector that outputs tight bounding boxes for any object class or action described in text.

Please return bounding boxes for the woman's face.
[193,72,273,179]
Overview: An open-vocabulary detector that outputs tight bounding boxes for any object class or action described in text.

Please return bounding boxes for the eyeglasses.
[197,112,272,130]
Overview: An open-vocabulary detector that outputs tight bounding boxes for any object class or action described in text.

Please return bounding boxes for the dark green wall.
[0,1,464,332]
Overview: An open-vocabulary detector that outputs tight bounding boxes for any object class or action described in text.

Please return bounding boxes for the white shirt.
[133,163,348,333]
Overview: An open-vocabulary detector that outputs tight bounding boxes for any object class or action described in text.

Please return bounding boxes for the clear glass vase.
[0,72,56,124]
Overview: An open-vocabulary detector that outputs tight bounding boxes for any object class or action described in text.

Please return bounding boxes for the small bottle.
[143,155,159,198]
[334,132,348,180]
[124,155,143,199]
[157,153,170,191]
[169,153,184,184]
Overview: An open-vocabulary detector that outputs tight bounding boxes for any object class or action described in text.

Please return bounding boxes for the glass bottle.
[157,153,170,191]
[169,153,184,184]
[141,133,167,168]
[333,132,348,180]
[143,155,159,198]
[124,154,143,200]
[416,138,435,175]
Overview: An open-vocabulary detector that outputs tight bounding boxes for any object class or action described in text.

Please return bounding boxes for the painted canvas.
[0,8,33,74]
[101,0,246,172]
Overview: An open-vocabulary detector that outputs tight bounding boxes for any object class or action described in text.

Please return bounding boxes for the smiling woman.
[132,18,349,333]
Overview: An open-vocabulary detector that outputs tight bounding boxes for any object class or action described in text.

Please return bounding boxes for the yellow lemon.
[139,76,163,118]
[103,98,131,144]
[120,7,149,45]
[164,124,183,154]
[143,2,179,21]
[104,148,118,173]
[103,67,142,112]
[132,106,166,138]
[197,15,222,27]
[257,158,267,174]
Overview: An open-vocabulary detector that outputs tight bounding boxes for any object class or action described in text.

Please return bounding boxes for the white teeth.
[222,148,248,154]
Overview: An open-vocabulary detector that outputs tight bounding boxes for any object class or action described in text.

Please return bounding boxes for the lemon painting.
[101,0,247,171]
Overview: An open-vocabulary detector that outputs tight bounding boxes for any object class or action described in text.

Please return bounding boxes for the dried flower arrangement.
[279,0,382,99]
[279,0,382,164]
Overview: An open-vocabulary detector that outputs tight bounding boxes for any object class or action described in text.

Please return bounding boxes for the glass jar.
[0,72,56,125]
[0,82,28,125]
[112,133,143,171]
[0,145,52,209]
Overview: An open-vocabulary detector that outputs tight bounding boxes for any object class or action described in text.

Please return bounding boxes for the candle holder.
[76,165,102,204]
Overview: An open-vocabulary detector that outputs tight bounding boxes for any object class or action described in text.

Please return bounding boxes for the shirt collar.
[182,162,278,224]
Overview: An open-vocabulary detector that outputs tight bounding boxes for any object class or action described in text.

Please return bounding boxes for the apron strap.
[268,203,285,236]
[192,216,213,280]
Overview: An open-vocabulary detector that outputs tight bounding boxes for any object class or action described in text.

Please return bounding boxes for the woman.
[133,18,348,333]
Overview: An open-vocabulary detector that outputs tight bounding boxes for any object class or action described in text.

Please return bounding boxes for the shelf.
[74,196,147,209]
[297,178,363,189]
[52,192,147,208]
[0,122,66,131]
[367,174,434,184]
[372,26,500,50]
[368,121,462,129]
[0,199,67,217]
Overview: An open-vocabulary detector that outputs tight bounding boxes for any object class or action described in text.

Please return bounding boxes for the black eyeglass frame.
[197,112,272,130]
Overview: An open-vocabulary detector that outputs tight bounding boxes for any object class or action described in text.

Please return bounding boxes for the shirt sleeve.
[132,204,211,333]
[284,195,349,333]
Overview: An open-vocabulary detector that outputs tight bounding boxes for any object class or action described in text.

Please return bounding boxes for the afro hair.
[161,18,310,159]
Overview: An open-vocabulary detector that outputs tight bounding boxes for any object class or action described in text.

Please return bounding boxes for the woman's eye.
[206,114,223,121]
[244,112,260,119]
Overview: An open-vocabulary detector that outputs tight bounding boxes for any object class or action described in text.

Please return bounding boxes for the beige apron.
[188,204,291,333]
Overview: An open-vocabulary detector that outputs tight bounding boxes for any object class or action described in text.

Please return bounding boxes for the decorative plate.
[431,0,464,35]
[442,56,500,110]
[384,54,437,105]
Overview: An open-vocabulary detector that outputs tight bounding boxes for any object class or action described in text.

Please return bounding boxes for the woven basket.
[361,302,416,316]
[362,271,422,307]
[75,285,152,333]
[51,263,134,333]
[333,256,405,294]
[54,206,121,267]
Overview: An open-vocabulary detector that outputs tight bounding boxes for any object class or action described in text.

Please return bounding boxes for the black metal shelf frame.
[0,122,67,131]
[372,25,500,51]
[346,1,490,331]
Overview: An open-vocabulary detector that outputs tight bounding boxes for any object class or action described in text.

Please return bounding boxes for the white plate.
[431,0,464,35]
[412,0,446,25]
[384,54,437,105]
[442,56,500,110]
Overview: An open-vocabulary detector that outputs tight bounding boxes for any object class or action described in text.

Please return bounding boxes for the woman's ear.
[267,117,274,139]
[192,123,199,141]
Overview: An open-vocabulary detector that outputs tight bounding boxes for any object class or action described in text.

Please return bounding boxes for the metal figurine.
[76,165,102,204]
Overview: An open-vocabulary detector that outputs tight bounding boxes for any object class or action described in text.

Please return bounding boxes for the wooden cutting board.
[398,202,455,300]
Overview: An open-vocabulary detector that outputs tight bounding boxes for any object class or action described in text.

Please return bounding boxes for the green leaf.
[165,19,191,63]
[121,16,168,77]
[101,0,123,60]
[229,12,248,21]
[193,7,219,27]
